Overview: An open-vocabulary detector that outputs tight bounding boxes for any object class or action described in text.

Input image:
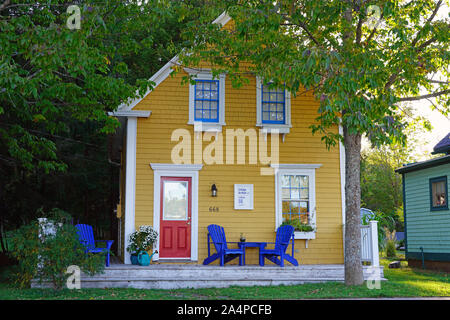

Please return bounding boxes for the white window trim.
[150,163,202,261]
[256,76,292,135]
[185,68,226,132]
[272,164,321,240]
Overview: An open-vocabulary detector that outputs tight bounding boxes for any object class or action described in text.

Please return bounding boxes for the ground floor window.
[274,165,319,235]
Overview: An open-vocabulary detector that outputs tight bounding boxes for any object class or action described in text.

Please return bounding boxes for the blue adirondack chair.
[75,224,114,267]
[203,224,245,266]
[259,225,298,267]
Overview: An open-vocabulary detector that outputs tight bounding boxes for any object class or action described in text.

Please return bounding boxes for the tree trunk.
[344,127,364,286]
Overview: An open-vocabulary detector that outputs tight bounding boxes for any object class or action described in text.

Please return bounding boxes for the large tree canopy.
[0,0,188,172]
[178,0,449,285]
[0,0,220,253]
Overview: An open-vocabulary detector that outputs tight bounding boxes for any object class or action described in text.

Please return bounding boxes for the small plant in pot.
[127,225,158,266]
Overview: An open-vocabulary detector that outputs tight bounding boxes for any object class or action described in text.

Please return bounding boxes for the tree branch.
[396,89,450,102]
[411,0,442,47]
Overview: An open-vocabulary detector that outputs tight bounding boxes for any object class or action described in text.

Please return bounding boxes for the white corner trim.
[124,117,137,264]
[151,164,202,261]
[108,110,151,118]
[339,124,346,251]
[271,164,322,170]
[150,163,203,171]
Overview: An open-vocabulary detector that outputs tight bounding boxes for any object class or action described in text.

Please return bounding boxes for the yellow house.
[112,12,346,266]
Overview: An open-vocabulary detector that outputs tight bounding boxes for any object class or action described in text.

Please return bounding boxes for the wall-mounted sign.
[234,184,254,210]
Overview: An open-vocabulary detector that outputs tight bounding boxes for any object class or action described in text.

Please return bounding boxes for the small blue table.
[237,241,267,265]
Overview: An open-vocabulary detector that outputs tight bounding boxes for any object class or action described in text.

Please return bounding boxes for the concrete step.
[32,264,385,289]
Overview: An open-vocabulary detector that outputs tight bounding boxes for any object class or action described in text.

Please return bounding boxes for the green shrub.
[385,240,397,258]
[384,228,397,258]
[9,210,105,290]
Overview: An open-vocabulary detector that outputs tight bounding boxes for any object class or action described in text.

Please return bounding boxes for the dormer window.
[256,77,291,137]
[186,68,226,132]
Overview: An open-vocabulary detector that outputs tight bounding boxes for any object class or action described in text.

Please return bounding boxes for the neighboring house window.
[430,176,448,211]
[256,77,291,136]
[273,165,320,239]
[186,68,225,132]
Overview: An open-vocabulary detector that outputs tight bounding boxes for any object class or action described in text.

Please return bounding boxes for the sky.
[410,100,450,159]
[361,3,449,160]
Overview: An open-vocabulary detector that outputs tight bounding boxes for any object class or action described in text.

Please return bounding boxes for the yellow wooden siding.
[133,71,344,265]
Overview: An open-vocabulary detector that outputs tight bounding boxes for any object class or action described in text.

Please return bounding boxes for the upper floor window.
[261,84,286,124]
[430,176,448,211]
[186,68,225,132]
[194,80,220,122]
[256,77,291,136]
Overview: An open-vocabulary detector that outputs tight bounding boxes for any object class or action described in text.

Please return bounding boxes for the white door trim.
[150,163,202,261]
[123,117,137,264]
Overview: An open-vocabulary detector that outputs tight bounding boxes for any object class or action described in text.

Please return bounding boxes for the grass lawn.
[0,257,449,300]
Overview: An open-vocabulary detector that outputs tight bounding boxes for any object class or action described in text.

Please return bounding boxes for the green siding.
[404,163,450,254]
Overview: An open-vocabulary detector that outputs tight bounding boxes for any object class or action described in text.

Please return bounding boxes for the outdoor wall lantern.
[211,184,217,197]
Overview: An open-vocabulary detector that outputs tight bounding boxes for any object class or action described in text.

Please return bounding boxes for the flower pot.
[138,251,151,266]
[130,254,139,265]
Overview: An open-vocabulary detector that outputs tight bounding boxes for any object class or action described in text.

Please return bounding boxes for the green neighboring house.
[396,132,450,272]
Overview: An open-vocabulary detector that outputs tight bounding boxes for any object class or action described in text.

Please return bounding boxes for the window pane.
[290,188,300,199]
[163,181,188,220]
[262,112,269,121]
[282,201,290,214]
[276,112,284,121]
[300,176,309,189]
[281,175,290,187]
[290,202,300,214]
[281,188,290,199]
[300,188,308,199]
[299,201,308,214]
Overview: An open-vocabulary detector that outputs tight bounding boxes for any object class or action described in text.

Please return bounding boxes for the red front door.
[159,176,192,258]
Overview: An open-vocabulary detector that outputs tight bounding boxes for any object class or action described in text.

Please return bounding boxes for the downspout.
[420,247,425,269]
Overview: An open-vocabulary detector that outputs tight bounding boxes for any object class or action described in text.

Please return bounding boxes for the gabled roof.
[114,12,231,113]
[432,132,450,155]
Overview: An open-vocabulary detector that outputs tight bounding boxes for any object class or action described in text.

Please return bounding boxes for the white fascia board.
[108,110,151,118]
[116,55,179,111]
[115,11,230,112]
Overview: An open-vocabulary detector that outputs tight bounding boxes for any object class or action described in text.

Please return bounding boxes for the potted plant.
[127,225,158,265]
[280,215,316,240]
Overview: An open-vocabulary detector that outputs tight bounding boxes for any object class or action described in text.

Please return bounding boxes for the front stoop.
[32,264,385,289]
